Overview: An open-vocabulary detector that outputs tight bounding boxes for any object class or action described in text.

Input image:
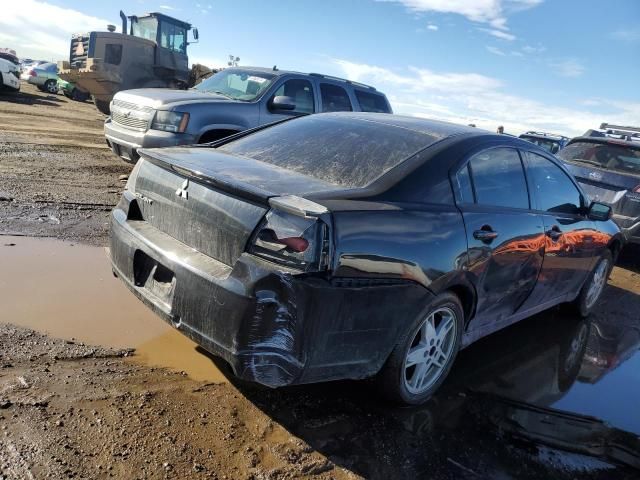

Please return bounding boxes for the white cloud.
[378,0,542,35]
[331,58,637,137]
[549,58,585,78]
[611,28,640,42]
[479,28,516,41]
[159,5,176,11]
[427,24,439,31]
[486,46,506,56]
[522,44,545,54]
[0,1,111,59]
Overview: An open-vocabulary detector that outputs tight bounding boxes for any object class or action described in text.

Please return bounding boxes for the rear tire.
[571,250,613,317]
[376,292,463,405]
[44,79,57,94]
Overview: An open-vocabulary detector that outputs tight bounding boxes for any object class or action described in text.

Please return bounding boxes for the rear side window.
[218,115,438,188]
[355,90,391,113]
[320,84,353,112]
[526,152,582,214]
[468,148,529,209]
[456,164,474,203]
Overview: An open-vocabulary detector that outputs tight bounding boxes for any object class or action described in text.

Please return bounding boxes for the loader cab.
[129,13,194,80]
[129,13,191,54]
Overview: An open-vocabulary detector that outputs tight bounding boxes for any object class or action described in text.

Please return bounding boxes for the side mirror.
[588,201,612,221]
[193,28,199,41]
[270,95,296,111]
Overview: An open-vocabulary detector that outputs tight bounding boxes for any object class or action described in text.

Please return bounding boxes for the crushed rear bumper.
[110,192,432,387]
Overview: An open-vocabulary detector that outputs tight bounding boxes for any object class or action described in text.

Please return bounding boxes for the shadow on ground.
[196,283,640,479]
[0,90,63,107]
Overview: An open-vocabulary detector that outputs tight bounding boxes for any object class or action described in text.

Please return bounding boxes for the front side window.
[271,79,315,114]
[159,21,187,54]
[468,148,529,209]
[320,83,352,112]
[526,152,582,215]
[194,70,275,101]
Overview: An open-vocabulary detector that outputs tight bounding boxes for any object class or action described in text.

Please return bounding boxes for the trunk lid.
[130,147,340,266]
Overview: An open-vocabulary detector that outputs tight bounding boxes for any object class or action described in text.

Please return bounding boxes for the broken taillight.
[249,196,329,272]
[29,70,36,77]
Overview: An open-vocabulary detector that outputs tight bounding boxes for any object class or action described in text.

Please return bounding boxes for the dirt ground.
[1,83,639,480]
[0,83,131,245]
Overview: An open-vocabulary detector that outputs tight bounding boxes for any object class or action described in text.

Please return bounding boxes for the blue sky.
[2,0,639,135]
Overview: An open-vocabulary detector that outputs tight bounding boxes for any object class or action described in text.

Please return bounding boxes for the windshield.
[559,141,640,175]
[520,136,560,153]
[131,16,158,41]
[194,70,275,101]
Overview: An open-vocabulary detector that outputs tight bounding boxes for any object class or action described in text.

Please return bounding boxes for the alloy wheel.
[403,307,457,395]
[46,80,58,94]
[585,258,609,309]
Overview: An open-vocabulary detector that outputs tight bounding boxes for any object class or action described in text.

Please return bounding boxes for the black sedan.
[110,113,622,404]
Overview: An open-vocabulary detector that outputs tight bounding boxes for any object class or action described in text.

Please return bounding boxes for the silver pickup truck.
[104,66,392,163]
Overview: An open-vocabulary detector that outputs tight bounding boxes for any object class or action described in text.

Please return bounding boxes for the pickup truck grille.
[70,34,89,68]
[111,99,155,131]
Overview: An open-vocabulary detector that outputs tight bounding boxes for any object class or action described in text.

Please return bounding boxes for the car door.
[455,147,545,328]
[520,151,601,306]
[260,77,316,124]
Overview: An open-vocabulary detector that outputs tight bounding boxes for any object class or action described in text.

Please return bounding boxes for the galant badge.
[175,179,189,199]
[589,171,603,181]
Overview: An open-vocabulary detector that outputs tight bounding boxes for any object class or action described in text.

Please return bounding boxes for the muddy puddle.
[0,235,227,383]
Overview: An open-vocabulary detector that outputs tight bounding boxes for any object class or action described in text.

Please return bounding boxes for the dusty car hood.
[114,88,236,109]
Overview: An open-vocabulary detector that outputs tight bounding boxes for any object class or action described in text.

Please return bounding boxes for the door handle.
[546,225,562,241]
[473,227,499,243]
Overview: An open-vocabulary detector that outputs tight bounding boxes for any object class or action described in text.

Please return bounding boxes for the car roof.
[224,66,381,92]
[568,135,640,149]
[519,132,567,141]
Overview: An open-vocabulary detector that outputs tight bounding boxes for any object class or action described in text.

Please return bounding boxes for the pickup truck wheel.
[44,79,58,94]
[377,292,463,405]
[571,250,613,318]
[93,98,111,115]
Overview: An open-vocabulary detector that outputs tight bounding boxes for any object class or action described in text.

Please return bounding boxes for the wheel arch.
[197,128,242,144]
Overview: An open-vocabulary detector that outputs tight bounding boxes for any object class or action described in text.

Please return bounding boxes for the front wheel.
[377,292,464,405]
[571,250,613,317]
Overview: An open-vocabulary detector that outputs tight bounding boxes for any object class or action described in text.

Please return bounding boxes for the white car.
[0,51,20,92]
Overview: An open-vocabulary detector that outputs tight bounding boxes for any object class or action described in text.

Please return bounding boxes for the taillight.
[633,184,640,194]
[249,196,329,272]
[29,70,36,77]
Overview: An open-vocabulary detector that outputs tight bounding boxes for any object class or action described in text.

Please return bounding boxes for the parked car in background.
[0,50,20,92]
[110,113,621,405]
[519,131,569,154]
[57,78,89,102]
[20,59,46,78]
[25,62,59,94]
[104,66,392,163]
[560,123,640,244]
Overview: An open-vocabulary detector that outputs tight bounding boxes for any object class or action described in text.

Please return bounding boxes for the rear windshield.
[559,141,640,175]
[217,115,437,188]
[520,135,560,153]
[355,90,391,113]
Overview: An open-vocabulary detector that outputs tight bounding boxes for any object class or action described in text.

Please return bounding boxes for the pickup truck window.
[195,70,275,101]
[320,83,352,112]
[354,90,391,113]
[272,79,315,114]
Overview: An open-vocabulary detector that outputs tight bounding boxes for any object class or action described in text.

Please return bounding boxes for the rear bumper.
[110,192,431,387]
[104,118,197,163]
[612,214,640,244]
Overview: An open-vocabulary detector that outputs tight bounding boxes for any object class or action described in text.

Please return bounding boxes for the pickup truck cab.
[104,66,392,163]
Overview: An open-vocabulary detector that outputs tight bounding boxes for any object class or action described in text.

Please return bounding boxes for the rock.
[118,174,129,181]
[0,191,13,201]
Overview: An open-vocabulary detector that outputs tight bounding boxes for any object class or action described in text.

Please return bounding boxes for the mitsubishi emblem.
[175,179,189,199]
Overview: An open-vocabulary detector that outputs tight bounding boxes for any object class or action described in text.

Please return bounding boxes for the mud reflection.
[0,236,227,383]
[229,298,640,478]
